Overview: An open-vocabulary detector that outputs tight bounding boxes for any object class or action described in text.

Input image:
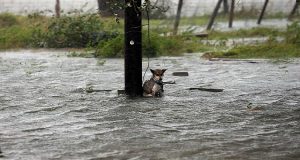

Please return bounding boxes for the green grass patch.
[208,27,284,40]
[0,12,299,59]
[208,43,300,59]
[0,26,33,49]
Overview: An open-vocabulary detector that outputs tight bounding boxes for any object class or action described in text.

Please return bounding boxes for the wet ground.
[0,50,299,160]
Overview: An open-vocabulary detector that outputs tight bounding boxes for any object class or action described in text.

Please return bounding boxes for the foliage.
[31,12,117,48]
[93,32,187,58]
[95,34,124,57]
[0,13,19,27]
[206,43,300,59]
[0,26,33,49]
[285,22,300,44]
[208,27,283,39]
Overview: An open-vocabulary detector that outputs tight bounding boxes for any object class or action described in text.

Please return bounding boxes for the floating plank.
[189,87,224,92]
[86,89,112,93]
[172,72,189,76]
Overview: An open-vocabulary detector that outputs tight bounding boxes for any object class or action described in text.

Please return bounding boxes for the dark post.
[55,0,61,18]
[229,0,235,28]
[288,0,300,20]
[173,0,184,35]
[207,0,223,30]
[257,0,269,24]
[124,0,143,96]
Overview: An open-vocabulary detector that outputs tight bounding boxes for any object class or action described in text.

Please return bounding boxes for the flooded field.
[0,50,300,159]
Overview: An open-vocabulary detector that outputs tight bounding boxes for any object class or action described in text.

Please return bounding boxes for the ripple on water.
[0,52,300,159]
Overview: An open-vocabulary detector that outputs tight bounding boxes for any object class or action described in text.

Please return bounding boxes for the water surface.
[0,50,299,159]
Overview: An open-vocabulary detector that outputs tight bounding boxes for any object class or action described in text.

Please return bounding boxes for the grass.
[206,43,300,59]
[204,21,300,59]
[0,12,299,59]
[207,27,285,40]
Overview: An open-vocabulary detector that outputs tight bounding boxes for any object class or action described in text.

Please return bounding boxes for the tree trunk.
[207,0,223,30]
[257,0,269,24]
[173,0,184,35]
[55,0,60,18]
[288,0,300,20]
[223,0,229,14]
[124,0,143,96]
[229,0,235,28]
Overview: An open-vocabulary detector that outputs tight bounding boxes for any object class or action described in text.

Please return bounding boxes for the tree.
[173,0,183,35]
[55,0,60,18]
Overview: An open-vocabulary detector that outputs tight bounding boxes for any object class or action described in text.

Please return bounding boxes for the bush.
[95,34,124,57]
[94,32,185,58]
[0,13,19,27]
[31,13,111,48]
[0,26,33,49]
[286,22,300,44]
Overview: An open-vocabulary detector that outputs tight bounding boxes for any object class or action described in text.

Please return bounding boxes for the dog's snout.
[159,77,162,81]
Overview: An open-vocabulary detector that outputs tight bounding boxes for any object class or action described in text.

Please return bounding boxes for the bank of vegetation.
[0,12,299,59]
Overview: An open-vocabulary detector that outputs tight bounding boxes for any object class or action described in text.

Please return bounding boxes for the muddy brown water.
[0,50,299,160]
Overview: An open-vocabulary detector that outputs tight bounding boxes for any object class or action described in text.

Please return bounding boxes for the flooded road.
[0,50,299,159]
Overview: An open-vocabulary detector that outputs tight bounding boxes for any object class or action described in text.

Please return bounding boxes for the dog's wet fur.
[143,69,167,97]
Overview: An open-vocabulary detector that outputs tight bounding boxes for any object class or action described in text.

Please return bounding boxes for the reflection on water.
[0,50,299,159]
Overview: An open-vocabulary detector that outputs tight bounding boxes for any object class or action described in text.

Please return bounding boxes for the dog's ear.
[150,69,155,74]
[162,69,167,73]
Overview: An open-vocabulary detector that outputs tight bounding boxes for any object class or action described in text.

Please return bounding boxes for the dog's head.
[150,69,167,81]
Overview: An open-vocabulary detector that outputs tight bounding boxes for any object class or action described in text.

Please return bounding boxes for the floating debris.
[172,72,189,76]
[189,87,224,92]
[247,103,264,111]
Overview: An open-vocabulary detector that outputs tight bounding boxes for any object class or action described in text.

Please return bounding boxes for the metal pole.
[229,0,235,28]
[124,0,143,96]
[207,0,223,30]
[257,0,269,24]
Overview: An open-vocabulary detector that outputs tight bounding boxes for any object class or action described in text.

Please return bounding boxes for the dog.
[143,69,167,97]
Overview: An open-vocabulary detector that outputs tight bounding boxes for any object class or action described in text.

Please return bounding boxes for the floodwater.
[0,50,299,159]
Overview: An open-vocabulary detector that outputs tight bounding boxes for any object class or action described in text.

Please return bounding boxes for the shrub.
[31,13,111,48]
[94,32,185,58]
[95,34,124,57]
[0,13,19,27]
[286,22,300,45]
